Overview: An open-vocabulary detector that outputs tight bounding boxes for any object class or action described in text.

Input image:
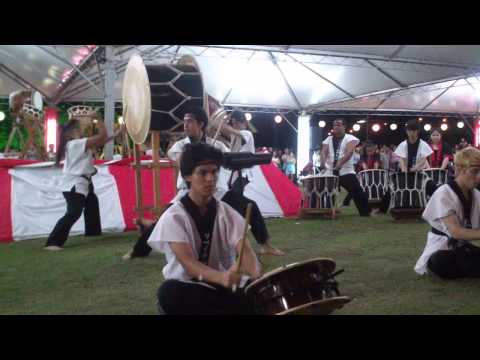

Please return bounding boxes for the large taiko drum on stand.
[245,258,351,315]
[122,54,210,144]
[389,171,429,219]
[358,169,389,204]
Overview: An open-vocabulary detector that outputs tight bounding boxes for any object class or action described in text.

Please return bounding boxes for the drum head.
[31,91,43,111]
[277,296,351,315]
[122,54,151,144]
[245,257,336,294]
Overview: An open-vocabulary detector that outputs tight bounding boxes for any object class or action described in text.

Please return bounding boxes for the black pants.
[45,183,102,247]
[339,174,370,216]
[157,279,256,315]
[427,244,480,279]
[130,190,269,258]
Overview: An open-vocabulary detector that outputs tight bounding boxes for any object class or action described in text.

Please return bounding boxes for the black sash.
[407,139,420,169]
[443,180,473,248]
[180,193,217,265]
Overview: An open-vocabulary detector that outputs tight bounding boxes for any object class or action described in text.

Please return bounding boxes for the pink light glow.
[44,108,58,152]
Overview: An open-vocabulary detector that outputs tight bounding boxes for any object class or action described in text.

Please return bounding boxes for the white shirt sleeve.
[422,186,458,233]
[322,136,331,146]
[394,141,407,159]
[67,138,87,156]
[419,140,434,159]
[147,206,192,253]
[167,139,185,162]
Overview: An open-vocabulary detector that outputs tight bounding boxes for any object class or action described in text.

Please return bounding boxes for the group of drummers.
[302,119,459,217]
[41,101,480,314]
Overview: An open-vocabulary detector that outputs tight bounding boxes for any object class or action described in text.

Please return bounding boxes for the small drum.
[423,168,448,186]
[67,105,98,135]
[245,258,351,315]
[358,169,389,202]
[9,89,43,116]
[20,103,44,125]
[301,175,339,210]
[389,171,429,218]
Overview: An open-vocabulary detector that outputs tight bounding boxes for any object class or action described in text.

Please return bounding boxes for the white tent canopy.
[1,45,480,114]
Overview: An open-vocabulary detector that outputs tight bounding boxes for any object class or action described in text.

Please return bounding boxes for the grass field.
[2,203,480,315]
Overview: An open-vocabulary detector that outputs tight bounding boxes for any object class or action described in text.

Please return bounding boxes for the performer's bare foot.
[122,249,133,260]
[44,246,63,251]
[370,208,380,217]
[258,242,285,256]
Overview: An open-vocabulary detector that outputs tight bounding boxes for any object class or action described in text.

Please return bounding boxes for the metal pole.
[103,46,116,160]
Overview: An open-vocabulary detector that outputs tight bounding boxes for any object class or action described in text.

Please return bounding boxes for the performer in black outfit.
[45,116,124,251]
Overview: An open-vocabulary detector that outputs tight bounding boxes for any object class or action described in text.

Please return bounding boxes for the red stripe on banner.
[260,164,301,217]
[0,168,13,243]
[108,164,176,230]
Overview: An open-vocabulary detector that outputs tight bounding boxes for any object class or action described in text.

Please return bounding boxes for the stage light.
[318,120,326,128]
[372,124,380,132]
[353,124,361,132]
[457,121,465,129]
[349,130,353,133]
[274,115,282,124]
[384,122,387,126]
[118,116,124,124]
[93,119,98,124]
[424,124,432,131]
[245,113,252,121]
[390,123,398,130]
[418,117,423,122]
[357,119,366,124]
[441,123,448,131]
[442,118,447,122]
[0,111,5,121]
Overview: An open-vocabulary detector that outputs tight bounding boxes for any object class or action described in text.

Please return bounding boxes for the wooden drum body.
[389,171,429,219]
[245,258,350,315]
[300,175,339,216]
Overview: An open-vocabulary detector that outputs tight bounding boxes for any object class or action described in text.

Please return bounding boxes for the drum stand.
[132,131,177,222]
[4,123,24,156]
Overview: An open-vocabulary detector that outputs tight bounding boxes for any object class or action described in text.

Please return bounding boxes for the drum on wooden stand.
[389,171,429,220]
[245,258,351,315]
[358,169,389,205]
[423,168,448,186]
[300,174,339,219]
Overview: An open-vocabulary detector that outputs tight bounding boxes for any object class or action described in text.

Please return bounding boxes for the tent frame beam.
[36,45,104,96]
[269,52,303,110]
[286,53,355,99]
[364,59,406,88]
[0,63,53,105]
[421,79,459,111]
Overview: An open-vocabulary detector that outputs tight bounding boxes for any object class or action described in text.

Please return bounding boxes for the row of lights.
[319,120,465,132]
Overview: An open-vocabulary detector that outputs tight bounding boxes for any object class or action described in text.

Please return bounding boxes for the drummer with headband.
[44,108,125,251]
[415,147,480,279]
[319,118,370,217]
[148,142,261,314]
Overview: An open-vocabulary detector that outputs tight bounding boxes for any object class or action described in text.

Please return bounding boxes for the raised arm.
[85,120,108,150]
[334,140,357,170]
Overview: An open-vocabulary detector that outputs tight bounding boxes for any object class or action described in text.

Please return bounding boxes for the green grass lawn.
[2,203,480,315]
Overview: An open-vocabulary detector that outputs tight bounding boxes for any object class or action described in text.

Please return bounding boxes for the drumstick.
[232,203,252,293]
[236,203,253,272]
[212,112,230,145]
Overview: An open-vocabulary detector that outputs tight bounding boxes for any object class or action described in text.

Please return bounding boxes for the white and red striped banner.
[0,158,301,243]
